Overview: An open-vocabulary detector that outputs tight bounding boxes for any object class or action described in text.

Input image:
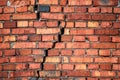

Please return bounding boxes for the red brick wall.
[0,0,120,79]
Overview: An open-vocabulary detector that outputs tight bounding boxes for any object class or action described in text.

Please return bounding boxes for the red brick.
[34,21,45,27]
[4,21,16,28]
[0,72,8,78]
[0,51,2,57]
[70,57,93,63]
[61,50,72,56]
[74,49,85,55]
[10,71,34,77]
[3,64,15,70]
[62,64,74,70]
[73,36,85,41]
[67,14,91,20]
[93,0,118,6]
[92,14,116,20]
[16,63,27,70]
[10,56,34,62]
[99,50,110,56]
[75,7,87,13]
[113,64,120,70]
[48,50,59,56]
[113,22,120,28]
[64,7,74,13]
[16,6,27,12]
[0,14,10,20]
[0,65,2,70]
[100,36,111,42]
[4,49,15,56]
[0,36,2,42]
[55,42,65,49]
[100,22,112,28]
[0,43,10,49]
[87,78,98,80]
[50,6,62,12]
[117,43,120,48]
[41,13,64,20]
[95,29,118,35]
[17,35,28,41]
[0,7,2,13]
[29,63,40,69]
[100,64,111,70]
[13,13,36,20]
[66,22,74,27]
[75,64,86,70]
[0,29,10,34]
[42,35,54,41]
[68,0,92,6]
[46,21,58,27]
[12,42,36,48]
[92,71,116,77]
[0,0,7,6]
[62,70,90,77]
[29,35,41,41]
[38,42,53,48]
[33,49,44,55]
[88,64,99,69]
[92,43,116,48]
[95,57,118,63]
[70,29,94,35]
[19,49,32,55]
[12,28,35,34]
[61,35,72,41]
[101,7,112,13]
[113,50,120,56]
[37,28,60,34]
[39,0,58,5]
[4,7,14,13]
[86,49,98,55]
[87,36,98,41]
[67,42,90,48]
[44,64,56,70]
[88,7,100,13]
[75,22,86,27]
[60,0,67,5]
[0,58,9,63]
[112,36,120,42]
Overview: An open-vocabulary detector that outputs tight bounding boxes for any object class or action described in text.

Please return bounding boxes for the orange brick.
[66,22,74,27]
[101,7,112,13]
[46,21,58,27]
[17,21,28,27]
[34,21,45,27]
[42,35,54,41]
[74,49,85,55]
[73,36,85,41]
[16,63,27,70]
[99,50,110,56]
[0,22,3,28]
[16,6,27,12]
[64,7,74,13]
[0,43,10,49]
[39,0,58,5]
[62,64,74,70]
[88,21,99,27]
[44,64,55,70]
[45,57,60,63]
[3,64,15,70]
[29,63,40,69]
[38,42,53,48]
[75,22,86,27]
[4,7,14,13]
[50,6,62,12]
[95,58,118,63]
[19,49,32,55]
[60,0,67,5]
[75,64,86,70]
[88,64,99,69]
[86,49,98,55]
[92,43,116,48]
[0,14,10,20]
[113,64,120,70]
[0,29,10,34]
[55,42,65,49]
[4,36,16,42]
[100,22,112,28]
[88,7,100,13]
[113,50,120,56]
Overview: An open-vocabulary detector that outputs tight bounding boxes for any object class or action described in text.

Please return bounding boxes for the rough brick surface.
[0,0,120,79]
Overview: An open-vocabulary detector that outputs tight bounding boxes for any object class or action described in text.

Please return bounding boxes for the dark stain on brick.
[100,0,109,4]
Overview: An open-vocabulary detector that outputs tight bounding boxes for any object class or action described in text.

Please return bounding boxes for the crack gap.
[37,70,40,80]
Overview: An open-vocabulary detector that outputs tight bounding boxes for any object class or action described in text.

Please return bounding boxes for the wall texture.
[0,0,120,80]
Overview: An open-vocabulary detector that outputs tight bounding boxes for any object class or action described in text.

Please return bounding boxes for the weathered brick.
[3,64,15,70]
[39,0,58,5]
[4,50,15,56]
[39,71,60,77]
[0,58,9,63]
[100,64,111,70]
[16,6,28,12]
[4,36,16,42]
[4,21,16,28]
[0,72,8,78]
[101,7,112,13]
[4,7,14,13]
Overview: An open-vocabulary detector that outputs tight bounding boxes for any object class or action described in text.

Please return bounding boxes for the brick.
[99,50,110,56]
[66,42,90,48]
[113,50,120,56]
[100,22,112,28]
[112,36,120,42]
[4,36,16,42]
[0,22,3,28]
[29,35,41,41]
[41,13,64,20]
[87,36,98,41]
[38,42,53,48]
[48,50,59,56]
[3,64,15,70]
[92,43,116,48]
[50,6,61,12]
[17,21,28,27]
[16,63,27,70]
[39,71,60,77]
[0,43,10,49]
[0,7,2,13]
[75,22,86,27]
[86,49,98,55]
[39,0,58,5]
[61,50,72,56]
[44,64,55,70]
[100,36,111,42]
[55,43,65,49]
[13,13,36,20]
[88,64,99,69]
[75,7,87,13]
[39,5,50,12]
[46,21,58,27]
[70,57,93,63]
[75,64,86,70]
[73,36,85,41]
[60,0,67,5]
[92,14,116,20]
[12,42,36,48]
[113,64,120,70]
[100,64,111,70]
[67,14,91,20]
[4,7,14,13]
[0,14,10,20]
[32,49,44,55]
[45,57,60,63]
[10,56,34,62]
[0,0,7,6]
[88,21,99,27]
[117,43,120,48]
[95,57,118,63]
[34,21,45,27]
[12,28,35,34]
[10,71,34,77]
[19,49,32,55]
[37,28,60,34]
[70,29,94,35]
[0,72,8,78]
[93,0,118,6]
[0,29,10,34]
[4,21,16,28]
[66,22,74,27]
[17,35,28,41]
[0,51,2,57]
[68,0,92,6]
[92,71,116,77]
[113,22,120,28]
[101,7,112,13]
[16,6,27,12]
[88,7,100,13]
[87,78,98,80]
[61,35,72,41]
[4,50,15,56]
[0,58,9,63]
[95,29,118,35]
[74,49,85,55]
[42,35,54,41]
[62,64,74,70]
[62,70,90,77]
[64,7,74,13]
[114,8,120,13]
[29,63,40,69]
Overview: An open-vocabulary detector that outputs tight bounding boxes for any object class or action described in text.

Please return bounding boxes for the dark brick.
[4,21,16,28]
[38,5,50,12]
